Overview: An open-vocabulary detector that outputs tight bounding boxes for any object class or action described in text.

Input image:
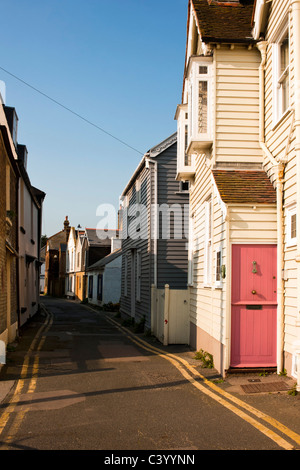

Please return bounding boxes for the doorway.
[231,244,277,368]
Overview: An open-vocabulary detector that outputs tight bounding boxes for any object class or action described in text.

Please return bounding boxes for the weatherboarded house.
[120,133,189,339]
[252,0,300,389]
[175,0,282,376]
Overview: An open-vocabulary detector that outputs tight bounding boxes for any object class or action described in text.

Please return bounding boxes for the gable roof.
[212,170,276,204]
[121,133,177,197]
[85,228,119,247]
[191,0,255,44]
[87,248,122,271]
[47,230,68,250]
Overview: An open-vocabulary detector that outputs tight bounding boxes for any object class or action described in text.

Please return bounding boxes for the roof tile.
[192,0,255,43]
[212,170,276,204]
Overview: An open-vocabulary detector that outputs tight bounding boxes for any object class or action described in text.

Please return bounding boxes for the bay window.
[175,56,213,181]
[187,57,213,155]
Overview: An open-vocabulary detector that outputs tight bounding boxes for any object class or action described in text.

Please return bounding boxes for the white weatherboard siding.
[229,206,277,243]
[262,0,299,378]
[88,256,121,308]
[188,45,274,374]
[215,46,262,166]
[189,155,228,373]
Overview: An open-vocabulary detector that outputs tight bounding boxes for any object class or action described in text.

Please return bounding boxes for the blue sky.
[0,0,187,236]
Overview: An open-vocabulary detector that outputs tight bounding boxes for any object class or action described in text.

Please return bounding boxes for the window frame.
[215,246,223,288]
[187,57,213,149]
[272,20,290,126]
[204,196,212,287]
[97,274,103,301]
[286,205,297,247]
[124,252,129,297]
[88,275,93,299]
[136,250,142,302]
[180,180,190,193]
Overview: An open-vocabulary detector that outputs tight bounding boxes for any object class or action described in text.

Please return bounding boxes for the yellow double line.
[2,303,299,451]
[0,308,53,447]
[106,314,300,451]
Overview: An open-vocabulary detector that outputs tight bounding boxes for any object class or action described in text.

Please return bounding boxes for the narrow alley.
[0,297,299,452]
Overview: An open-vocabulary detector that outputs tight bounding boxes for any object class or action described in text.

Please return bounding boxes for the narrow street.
[0,297,299,453]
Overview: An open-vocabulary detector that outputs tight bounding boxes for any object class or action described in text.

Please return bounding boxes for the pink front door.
[231,244,277,368]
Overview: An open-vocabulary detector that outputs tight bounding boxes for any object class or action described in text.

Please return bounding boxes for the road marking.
[1,302,299,450]
[106,315,300,450]
[0,310,53,447]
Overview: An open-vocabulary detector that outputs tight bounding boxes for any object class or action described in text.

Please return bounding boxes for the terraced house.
[0,103,19,346]
[175,0,300,390]
[0,92,45,355]
[251,0,300,389]
[120,133,189,343]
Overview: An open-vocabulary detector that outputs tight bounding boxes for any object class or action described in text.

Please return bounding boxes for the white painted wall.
[18,178,40,326]
[88,254,121,307]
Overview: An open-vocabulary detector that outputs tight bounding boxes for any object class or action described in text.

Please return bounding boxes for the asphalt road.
[0,296,299,455]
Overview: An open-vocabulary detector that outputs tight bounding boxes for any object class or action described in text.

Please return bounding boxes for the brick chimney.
[64,216,70,241]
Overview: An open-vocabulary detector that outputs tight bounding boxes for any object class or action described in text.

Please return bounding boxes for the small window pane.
[281,35,289,74]
[181,181,189,192]
[216,251,221,282]
[198,81,208,134]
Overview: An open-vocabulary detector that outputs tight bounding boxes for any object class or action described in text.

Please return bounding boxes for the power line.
[0,65,144,156]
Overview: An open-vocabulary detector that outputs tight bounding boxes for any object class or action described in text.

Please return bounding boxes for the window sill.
[272,107,292,132]
[214,284,223,289]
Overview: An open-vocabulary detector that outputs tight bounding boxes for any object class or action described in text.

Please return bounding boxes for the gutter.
[145,156,158,287]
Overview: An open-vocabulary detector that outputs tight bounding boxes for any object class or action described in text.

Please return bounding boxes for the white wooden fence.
[151,284,189,345]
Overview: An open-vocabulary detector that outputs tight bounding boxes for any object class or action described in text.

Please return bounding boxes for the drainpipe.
[291,0,300,391]
[145,157,158,287]
[257,41,285,376]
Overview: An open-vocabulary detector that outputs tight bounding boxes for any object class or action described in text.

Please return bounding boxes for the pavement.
[0,299,299,437]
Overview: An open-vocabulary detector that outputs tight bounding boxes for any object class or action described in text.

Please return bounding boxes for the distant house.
[44,217,70,297]
[68,228,119,301]
[120,133,189,342]
[40,245,46,293]
[65,227,78,299]
[87,247,122,307]
[74,230,87,301]
[84,229,117,268]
